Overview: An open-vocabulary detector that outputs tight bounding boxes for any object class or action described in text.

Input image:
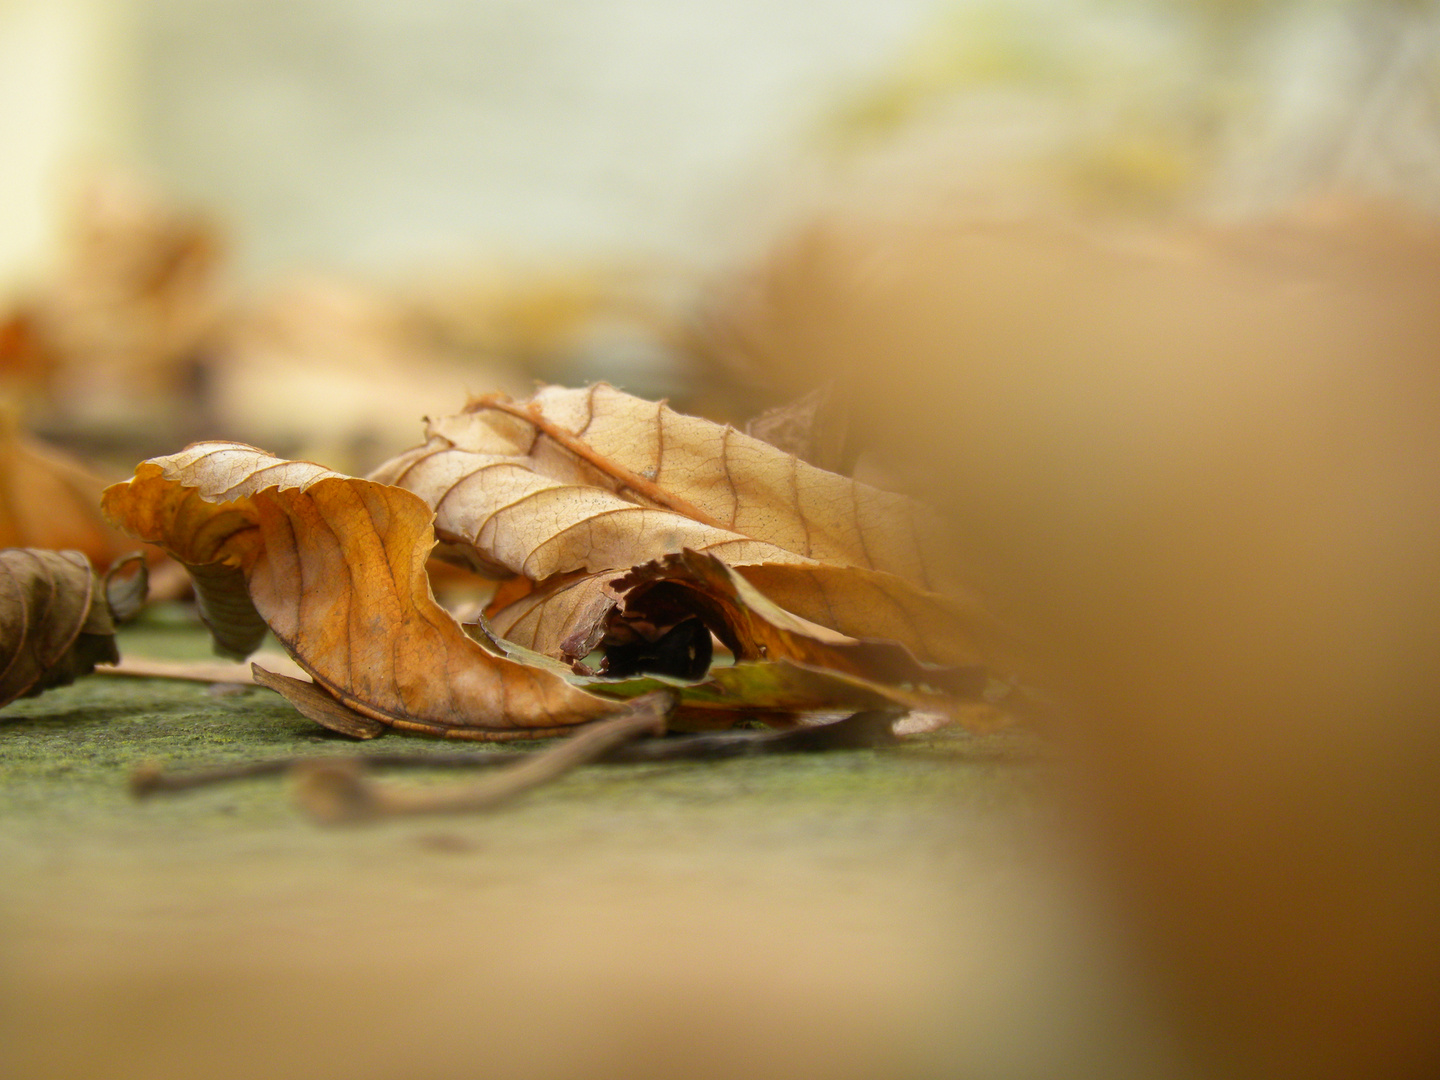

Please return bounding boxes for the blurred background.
[1,0,1437,278]
[0,0,944,282]
[4,0,1438,475]
[4,0,1438,276]
[3,3,1440,1079]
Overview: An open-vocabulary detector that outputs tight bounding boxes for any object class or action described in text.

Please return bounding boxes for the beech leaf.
[372,383,987,665]
[101,443,618,739]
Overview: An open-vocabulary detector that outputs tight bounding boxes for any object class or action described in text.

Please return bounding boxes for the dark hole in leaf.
[600,616,713,681]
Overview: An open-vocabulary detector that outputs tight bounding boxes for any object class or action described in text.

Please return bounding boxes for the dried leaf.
[102,443,617,738]
[372,383,986,665]
[0,548,140,708]
[387,383,955,580]
[486,557,981,676]
[0,312,54,400]
[486,570,623,661]
[103,553,150,623]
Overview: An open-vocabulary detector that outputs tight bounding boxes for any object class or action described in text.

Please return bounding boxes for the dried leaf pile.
[97,384,1000,741]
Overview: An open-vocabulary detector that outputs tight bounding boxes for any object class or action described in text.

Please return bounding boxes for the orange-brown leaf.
[372,384,987,665]
[101,442,616,738]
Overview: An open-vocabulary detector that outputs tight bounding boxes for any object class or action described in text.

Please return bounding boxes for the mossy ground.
[0,615,1136,1080]
[0,609,1042,838]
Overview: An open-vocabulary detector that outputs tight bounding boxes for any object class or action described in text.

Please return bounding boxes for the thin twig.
[129,708,904,799]
[100,653,308,685]
[292,691,674,824]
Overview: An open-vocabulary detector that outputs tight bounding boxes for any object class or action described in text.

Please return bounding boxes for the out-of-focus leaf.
[744,385,853,474]
[207,277,533,473]
[0,548,146,709]
[0,416,145,571]
[4,173,222,431]
[102,443,618,739]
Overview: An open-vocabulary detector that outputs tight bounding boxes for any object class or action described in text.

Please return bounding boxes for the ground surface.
[0,614,1173,1080]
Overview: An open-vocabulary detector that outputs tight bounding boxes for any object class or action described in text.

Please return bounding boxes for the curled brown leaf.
[102,443,617,739]
[0,548,146,709]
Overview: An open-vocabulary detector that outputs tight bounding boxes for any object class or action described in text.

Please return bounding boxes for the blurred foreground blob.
[710,198,1440,1080]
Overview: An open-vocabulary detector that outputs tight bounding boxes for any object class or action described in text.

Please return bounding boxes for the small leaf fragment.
[102,553,150,623]
[745,384,853,474]
[251,664,386,739]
